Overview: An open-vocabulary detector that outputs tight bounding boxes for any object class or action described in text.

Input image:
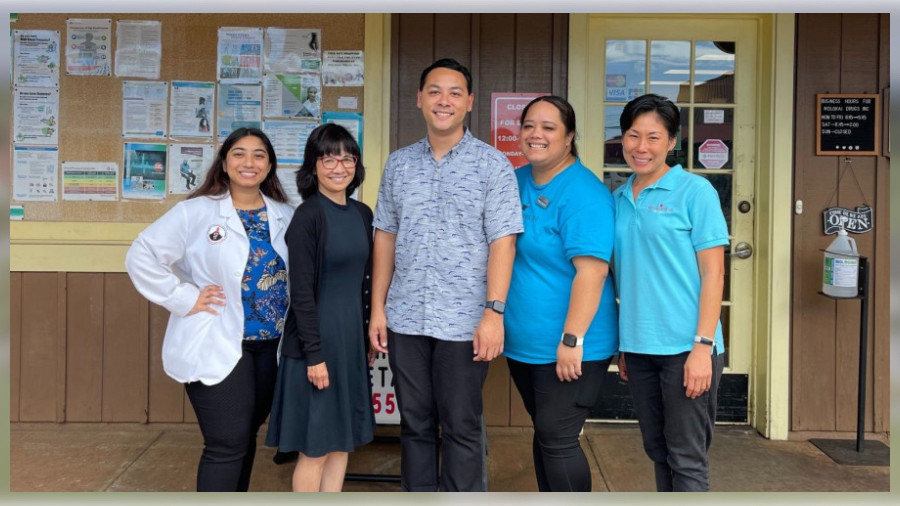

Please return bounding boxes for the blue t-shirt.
[504,159,619,364]
[237,206,289,341]
[612,165,729,355]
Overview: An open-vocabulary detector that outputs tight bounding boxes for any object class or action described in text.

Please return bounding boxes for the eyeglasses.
[318,155,358,169]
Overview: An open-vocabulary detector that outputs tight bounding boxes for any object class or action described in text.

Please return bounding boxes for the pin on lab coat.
[125,192,293,385]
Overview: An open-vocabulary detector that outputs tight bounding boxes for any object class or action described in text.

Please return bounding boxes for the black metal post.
[855,257,869,452]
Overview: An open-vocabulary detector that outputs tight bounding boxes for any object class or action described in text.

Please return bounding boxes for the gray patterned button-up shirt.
[374,129,524,342]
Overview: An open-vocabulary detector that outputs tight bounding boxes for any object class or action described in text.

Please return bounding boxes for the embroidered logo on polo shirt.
[647,202,674,213]
[207,225,226,244]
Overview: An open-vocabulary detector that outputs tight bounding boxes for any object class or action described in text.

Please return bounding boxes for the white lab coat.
[125,192,293,385]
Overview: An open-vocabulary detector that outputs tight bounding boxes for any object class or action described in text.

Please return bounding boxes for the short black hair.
[296,123,366,200]
[620,93,680,138]
[419,58,472,93]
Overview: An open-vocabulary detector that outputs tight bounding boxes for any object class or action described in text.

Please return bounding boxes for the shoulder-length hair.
[188,127,287,203]
[296,123,366,200]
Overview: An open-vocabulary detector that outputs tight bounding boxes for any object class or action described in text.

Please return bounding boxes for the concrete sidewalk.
[9,422,890,492]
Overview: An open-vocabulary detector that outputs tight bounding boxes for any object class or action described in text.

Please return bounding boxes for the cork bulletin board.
[10,13,365,222]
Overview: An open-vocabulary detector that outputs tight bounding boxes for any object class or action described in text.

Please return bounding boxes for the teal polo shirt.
[612,165,729,355]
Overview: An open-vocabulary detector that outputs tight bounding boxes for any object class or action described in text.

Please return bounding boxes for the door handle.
[731,242,753,259]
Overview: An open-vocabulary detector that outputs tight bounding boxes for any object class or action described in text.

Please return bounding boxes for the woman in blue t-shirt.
[503,96,618,492]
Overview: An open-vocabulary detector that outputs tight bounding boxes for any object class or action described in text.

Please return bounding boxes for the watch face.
[562,333,577,347]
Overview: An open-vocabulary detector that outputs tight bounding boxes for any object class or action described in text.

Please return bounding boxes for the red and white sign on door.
[697,139,730,169]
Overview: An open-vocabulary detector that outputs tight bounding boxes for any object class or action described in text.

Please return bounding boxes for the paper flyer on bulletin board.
[322,111,363,152]
[218,27,264,84]
[13,86,59,145]
[122,80,168,139]
[65,18,111,76]
[170,81,215,139]
[13,29,60,87]
[217,83,262,140]
[122,142,167,200]
[114,19,161,79]
[61,161,119,201]
[13,145,59,202]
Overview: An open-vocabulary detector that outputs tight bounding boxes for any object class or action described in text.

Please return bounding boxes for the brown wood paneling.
[18,273,62,421]
[65,273,105,421]
[514,14,555,94]
[10,273,22,422]
[872,13,890,433]
[148,302,185,422]
[834,14,880,433]
[792,13,889,434]
[475,14,516,142]
[483,358,511,426]
[394,13,436,150]
[791,13,842,432]
[102,274,149,422]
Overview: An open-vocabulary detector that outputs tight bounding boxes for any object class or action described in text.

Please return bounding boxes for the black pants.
[507,356,611,492]
[184,339,279,492]
[387,330,489,492]
[624,350,724,492]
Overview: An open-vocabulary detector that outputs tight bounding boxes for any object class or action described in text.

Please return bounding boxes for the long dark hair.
[519,95,579,158]
[296,123,366,200]
[188,127,287,203]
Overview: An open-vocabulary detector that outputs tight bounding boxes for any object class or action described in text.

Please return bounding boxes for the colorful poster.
[217,83,262,139]
[262,120,318,165]
[322,111,363,152]
[264,27,321,73]
[490,92,549,169]
[62,161,118,201]
[217,27,264,84]
[65,18,111,76]
[122,80,168,139]
[13,86,59,145]
[322,50,363,87]
[263,73,320,119]
[13,146,59,202]
[170,81,215,138]
[13,29,60,87]
[168,143,214,194]
[123,142,167,199]
[114,20,162,79]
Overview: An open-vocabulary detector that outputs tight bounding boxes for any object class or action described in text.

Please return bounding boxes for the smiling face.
[316,147,356,202]
[223,135,271,192]
[417,67,474,139]
[621,111,678,182]
[519,101,575,172]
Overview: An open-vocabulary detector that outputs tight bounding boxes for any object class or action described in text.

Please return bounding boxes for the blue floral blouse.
[237,207,288,341]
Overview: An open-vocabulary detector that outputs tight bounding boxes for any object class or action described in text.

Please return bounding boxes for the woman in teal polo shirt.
[613,94,729,492]
[503,95,618,492]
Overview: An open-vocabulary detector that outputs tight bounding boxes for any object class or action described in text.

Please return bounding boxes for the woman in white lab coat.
[125,127,294,492]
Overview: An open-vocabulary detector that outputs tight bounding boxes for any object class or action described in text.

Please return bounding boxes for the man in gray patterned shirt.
[370,58,524,491]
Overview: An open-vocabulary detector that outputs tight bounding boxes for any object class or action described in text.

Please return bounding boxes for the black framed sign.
[816,93,880,156]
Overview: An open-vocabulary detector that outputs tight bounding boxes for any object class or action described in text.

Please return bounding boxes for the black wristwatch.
[561,332,584,348]
[694,335,715,347]
[484,300,506,314]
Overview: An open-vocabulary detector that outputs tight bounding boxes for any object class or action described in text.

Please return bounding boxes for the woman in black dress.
[266,124,375,491]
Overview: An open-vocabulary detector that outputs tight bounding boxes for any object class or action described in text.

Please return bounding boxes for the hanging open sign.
[823,206,873,235]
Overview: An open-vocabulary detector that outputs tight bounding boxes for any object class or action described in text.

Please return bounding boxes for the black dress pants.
[387,330,489,491]
[507,356,611,491]
[184,338,279,492]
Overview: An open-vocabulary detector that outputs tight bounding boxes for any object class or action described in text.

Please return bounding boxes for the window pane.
[697,173,733,235]
[605,40,646,102]
[602,171,631,194]
[603,105,626,166]
[693,107,734,169]
[650,40,691,102]
[694,41,735,103]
